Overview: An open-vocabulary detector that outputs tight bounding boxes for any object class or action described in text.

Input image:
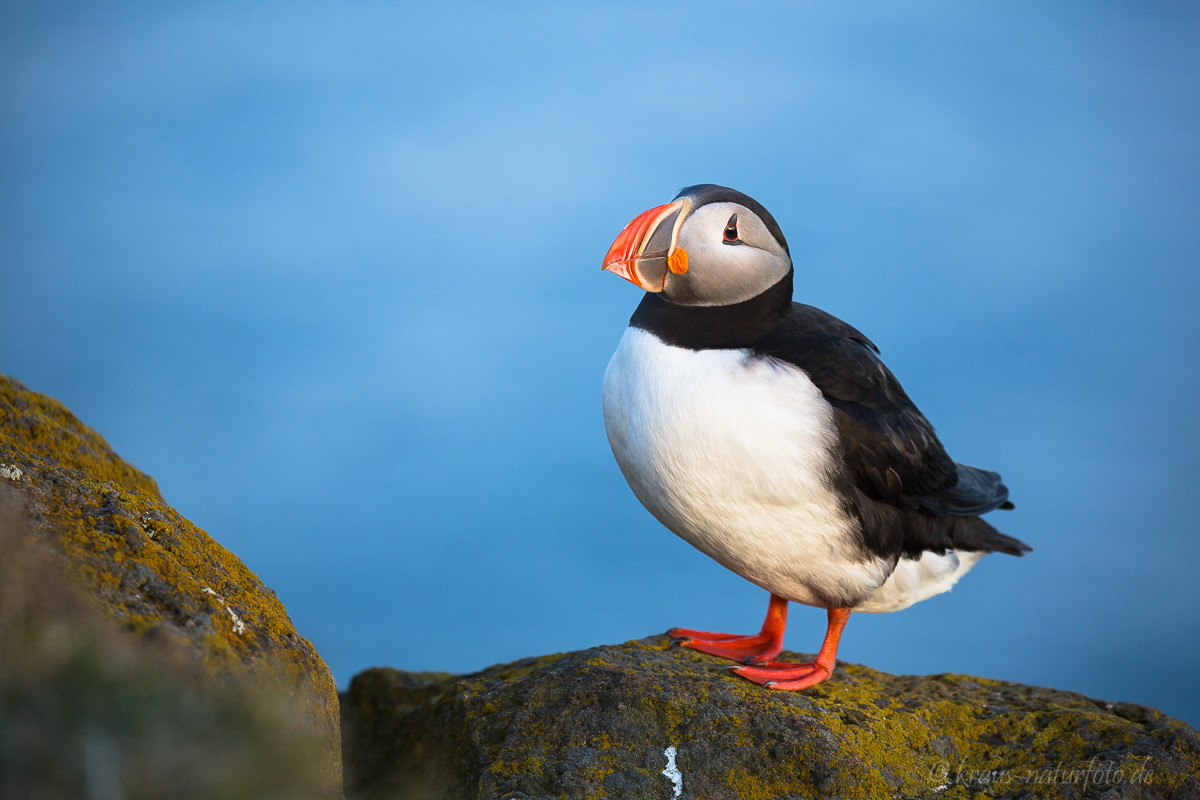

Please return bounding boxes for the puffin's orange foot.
[726,659,833,691]
[667,627,744,643]
[667,627,784,664]
[722,606,851,691]
[667,595,789,664]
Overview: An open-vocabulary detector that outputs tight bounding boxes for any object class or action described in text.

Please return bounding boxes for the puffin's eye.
[722,213,740,244]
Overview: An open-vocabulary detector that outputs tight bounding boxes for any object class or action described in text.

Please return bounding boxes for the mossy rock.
[342,637,1198,800]
[0,374,341,794]
[0,494,335,799]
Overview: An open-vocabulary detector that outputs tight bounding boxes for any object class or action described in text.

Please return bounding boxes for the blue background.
[3,3,1197,726]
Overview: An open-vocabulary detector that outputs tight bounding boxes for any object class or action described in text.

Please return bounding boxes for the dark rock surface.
[0,374,341,795]
[342,637,1199,800]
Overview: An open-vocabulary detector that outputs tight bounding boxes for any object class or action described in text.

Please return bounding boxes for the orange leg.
[668,594,788,665]
[727,607,851,690]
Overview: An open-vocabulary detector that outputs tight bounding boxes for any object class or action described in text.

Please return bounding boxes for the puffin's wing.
[756,304,1009,516]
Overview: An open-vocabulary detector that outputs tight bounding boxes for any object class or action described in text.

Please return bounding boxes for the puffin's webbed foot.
[726,659,832,690]
[668,627,784,664]
[666,594,789,665]
[724,607,851,692]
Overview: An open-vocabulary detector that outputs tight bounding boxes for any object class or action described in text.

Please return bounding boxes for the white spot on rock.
[139,515,158,539]
[0,463,23,481]
[226,606,246,635]
[662,745,682,798]
[201,587,247,634]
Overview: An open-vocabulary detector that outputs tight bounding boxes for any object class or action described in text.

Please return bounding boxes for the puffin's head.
[601,184,791,306]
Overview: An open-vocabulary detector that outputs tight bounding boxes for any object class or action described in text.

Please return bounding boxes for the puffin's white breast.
[602,326,893,608]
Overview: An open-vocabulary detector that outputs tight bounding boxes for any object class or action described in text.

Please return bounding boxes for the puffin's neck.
[629,270,794,351]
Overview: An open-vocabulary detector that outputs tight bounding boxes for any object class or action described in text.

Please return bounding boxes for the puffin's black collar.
[629,270,794,351]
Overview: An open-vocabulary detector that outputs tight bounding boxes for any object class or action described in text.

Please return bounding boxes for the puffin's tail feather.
[950,515,1031,557]
[942,464,1014,516]
[893,507,1032,559]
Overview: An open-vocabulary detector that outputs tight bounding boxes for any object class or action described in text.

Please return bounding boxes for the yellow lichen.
[1,373,343,790]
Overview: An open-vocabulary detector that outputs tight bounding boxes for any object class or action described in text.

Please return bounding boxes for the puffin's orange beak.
[602,199,689,292]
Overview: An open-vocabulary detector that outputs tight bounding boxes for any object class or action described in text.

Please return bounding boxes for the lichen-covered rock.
[342,637,1199,800]
[0,493,333,799]
[0,374,341,793]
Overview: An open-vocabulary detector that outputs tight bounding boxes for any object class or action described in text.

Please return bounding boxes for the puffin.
[600,184,1030,690]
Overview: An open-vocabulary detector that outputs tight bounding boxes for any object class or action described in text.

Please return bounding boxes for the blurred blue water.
[2,2,1197,726]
